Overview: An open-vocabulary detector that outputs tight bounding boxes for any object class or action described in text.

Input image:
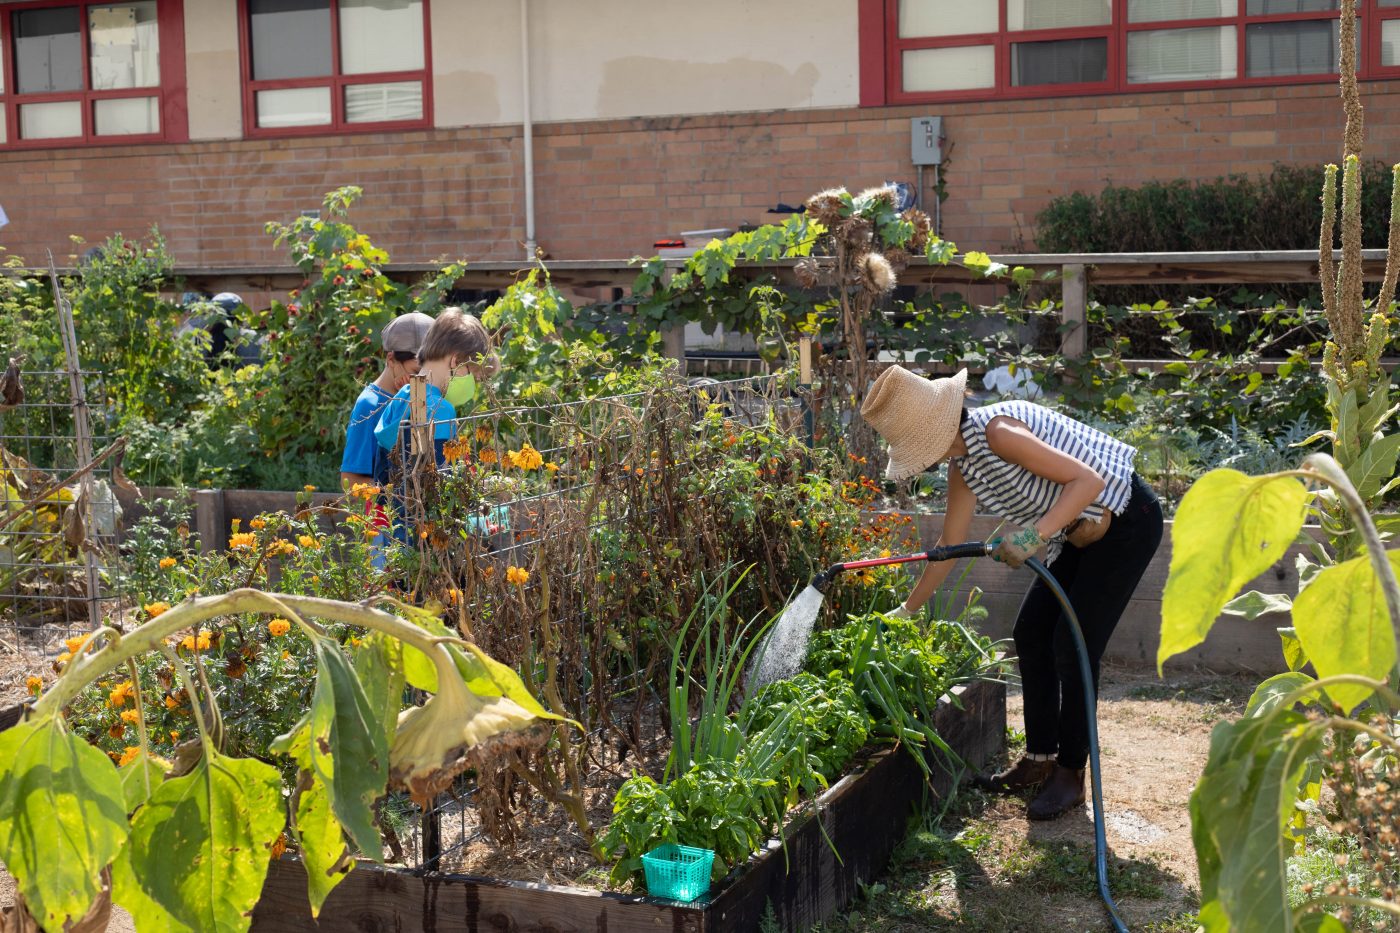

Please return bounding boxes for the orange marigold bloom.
[298,535,320,550]
[268,540,298,557]
[64,633,93,655]
[108,724,124,738]
[506,566,530,586]
[303,485,316,493]
[475,424,493,443]
[158,557,178,570]
[478,448,499,465]
[229,533,257,550]
[267,618,291,637]
[446,588,460,605]
[249,518,267,530]
[545,461,560,473]
[120,709,141,725]
[108,680,135,708]
[270,832,288,860]
[442,439,470,464]
[144,601,170,619]
[25,676,42,695]
[118,746,142,767]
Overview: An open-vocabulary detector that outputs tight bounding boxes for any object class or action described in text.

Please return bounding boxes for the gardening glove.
[991,525,1045,569]
[885,603,913,620]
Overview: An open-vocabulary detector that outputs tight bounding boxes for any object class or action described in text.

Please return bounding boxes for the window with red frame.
[239,0,431,135]
[878,0,1398,104]
[0,0,185,148]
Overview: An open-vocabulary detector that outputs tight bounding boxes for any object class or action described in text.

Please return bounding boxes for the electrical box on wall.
[910,117,943,166]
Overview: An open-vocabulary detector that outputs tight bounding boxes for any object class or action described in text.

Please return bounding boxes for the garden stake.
[810,543,1130,933]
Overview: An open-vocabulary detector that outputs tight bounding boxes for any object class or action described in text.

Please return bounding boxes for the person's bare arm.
[983,416,1105,539]
[904,464,976,612]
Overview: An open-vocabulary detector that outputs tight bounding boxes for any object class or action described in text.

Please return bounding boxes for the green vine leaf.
[308,637,389,862]
[1222,590,1293,621]
[122,752,284,932]
[1160,470,1312,671]
[1291,550,1400,713]
[1244,672,1317,718]
[0,720,129,931]
[1343,432,1400,502]
[111,846,195,932]
[120,750,172,813]
[1277,626,1308,672]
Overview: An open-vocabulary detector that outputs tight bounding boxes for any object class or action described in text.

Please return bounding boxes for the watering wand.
[810,542,1129,933]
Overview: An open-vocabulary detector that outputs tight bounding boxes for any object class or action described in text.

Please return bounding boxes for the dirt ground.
[817,660,1257,933]
[0,661,1248,932]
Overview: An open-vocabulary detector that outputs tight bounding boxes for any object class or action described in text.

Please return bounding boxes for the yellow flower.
[120,709,141,725]
[298,535,320,550]
[442,439,470,464]
[230,519,241,533]
[180,631,212,652]
[445,588,460,605]
[475,425,492,443]
[478,448,498,465]
[879,548,892,558]
[304,484,316,493]
[249,518,267,530]
[159,557,178,570]
[144,601,170,619]
[118,746,141,767]
[108,680,135,708]
[364,527,379,540]
[281,649,291,661]
[64,633,93,655]
[268,540,298,557]
[25,676,43,695]
[508,444,543,471]
[169,731,180,743]
[164,695,179,710]
[506,566,530,587]
[229,532,257,550]
[545,461,560,473]
[267,618,291,637]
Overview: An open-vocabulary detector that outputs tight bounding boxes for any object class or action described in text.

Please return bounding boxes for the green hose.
[1025,556,1129,933]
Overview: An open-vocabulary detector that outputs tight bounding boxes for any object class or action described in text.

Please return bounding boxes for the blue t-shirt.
[340,384,393,479]
[374,382,457,469]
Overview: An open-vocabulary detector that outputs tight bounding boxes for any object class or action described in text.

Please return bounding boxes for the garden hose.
[811,544,1129,933]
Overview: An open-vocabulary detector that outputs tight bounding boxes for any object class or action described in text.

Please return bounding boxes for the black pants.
[1012,473,1163,770]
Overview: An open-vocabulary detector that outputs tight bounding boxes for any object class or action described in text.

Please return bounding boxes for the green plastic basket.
[641,843,714,902]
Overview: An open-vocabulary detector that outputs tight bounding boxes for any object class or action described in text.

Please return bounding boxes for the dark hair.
[959,406,969,425]
[390,350,418,363]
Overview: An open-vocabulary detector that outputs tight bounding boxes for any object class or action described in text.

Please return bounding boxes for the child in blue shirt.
[340,312,433,491]
[341,312,433,569]
[375,306,497,480]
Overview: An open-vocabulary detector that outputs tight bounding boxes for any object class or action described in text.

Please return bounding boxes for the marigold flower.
[230,519,241,533]
[281,649,291,661]
[144,601,170,619]
[506,566,530,586]
[169,731,179,743]
[478,448,498,465]
[789,520,803,528]
[545,461,560,473]
[304,484,316,493]
[118,746,142,767]
[229,533,257,550]
[475,425,492,443]
[298,535,320,550]
[181,631,212,652]
[268,540,298,557]
[164,695,179,710]
[120,709,141,725]
[512,444,544,471]
[364,527,380,540]
[442,439,470,464]
[879,548,892,558]
[25,676,42,695]
[249,518,267,530]
[480,565,495,578]
[64,633,93,655]
[108,680,135,708]
[268,618,291,637]
[445,588,460,605]
[723,435,738,448]
[108,724,125,738]
[159,557,178,570]
[270,833,288,860]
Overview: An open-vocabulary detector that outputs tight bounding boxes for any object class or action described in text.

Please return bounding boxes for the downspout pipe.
[520,0,537,259]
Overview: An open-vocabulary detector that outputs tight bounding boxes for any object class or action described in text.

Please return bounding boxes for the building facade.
[1,0,1398,267]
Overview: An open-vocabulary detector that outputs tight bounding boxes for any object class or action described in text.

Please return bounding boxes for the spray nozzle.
[811,564,845,594]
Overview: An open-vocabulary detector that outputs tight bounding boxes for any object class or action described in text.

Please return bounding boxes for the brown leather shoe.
[1027,765,1086,820]
[973,756,1055,794]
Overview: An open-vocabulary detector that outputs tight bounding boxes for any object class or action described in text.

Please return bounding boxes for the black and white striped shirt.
[950,401,1137,561]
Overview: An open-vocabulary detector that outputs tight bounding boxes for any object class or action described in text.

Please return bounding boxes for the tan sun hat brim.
[860,367,968,482]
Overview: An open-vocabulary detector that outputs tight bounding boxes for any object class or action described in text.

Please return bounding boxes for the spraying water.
[745,584,826,693]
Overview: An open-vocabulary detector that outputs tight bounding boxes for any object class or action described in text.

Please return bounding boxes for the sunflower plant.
[0,590,572,933]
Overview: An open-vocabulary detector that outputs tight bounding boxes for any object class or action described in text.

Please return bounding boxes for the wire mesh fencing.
[0,370,126,645]
[383,372,814,872]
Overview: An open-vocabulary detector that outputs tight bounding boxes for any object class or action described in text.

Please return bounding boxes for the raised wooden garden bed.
[250,677,1005,933]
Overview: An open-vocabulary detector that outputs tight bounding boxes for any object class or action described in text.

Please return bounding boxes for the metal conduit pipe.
[520,0,537,260]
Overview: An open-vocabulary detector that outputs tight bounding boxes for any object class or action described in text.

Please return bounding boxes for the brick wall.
[2,81,1398,269]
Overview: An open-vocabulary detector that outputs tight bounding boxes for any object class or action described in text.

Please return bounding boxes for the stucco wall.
[169,0,858,139]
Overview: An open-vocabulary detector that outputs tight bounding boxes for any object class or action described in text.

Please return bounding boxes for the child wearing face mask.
[373,307,498,469]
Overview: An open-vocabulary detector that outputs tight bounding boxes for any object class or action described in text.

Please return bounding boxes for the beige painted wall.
[436,0,860,126]
[183,0,244,140]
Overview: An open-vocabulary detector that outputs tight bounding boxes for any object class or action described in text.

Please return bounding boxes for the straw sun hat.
[860,366,968,482]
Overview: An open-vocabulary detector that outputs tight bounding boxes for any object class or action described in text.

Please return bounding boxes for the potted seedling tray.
[251,677,1005,932]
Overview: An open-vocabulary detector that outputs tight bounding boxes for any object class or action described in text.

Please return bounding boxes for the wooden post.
[798,334,813,386]
[1059,262,1087,359]
[662,324,686,368]
[193,488,226,553]
[408,374,430,457]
